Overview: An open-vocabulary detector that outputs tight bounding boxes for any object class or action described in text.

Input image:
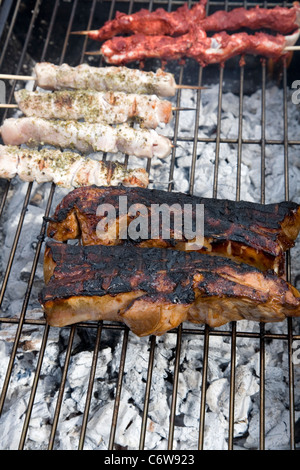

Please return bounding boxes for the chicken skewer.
[71,1,300,40]
[0,117,172,159]
[99,28,300,66]
[14,89,175,129]
[0,145,149,188]
[40,242,300,335]
[0,63,205,97]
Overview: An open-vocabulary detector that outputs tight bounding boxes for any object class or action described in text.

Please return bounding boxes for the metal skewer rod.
[0,104,196,111]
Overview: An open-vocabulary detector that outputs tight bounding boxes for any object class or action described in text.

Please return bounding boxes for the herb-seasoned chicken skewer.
[0,117,172,159]
[14,89,173,129]
[40,242,300,335]
[0,63,205,97]
[0,145,149,188]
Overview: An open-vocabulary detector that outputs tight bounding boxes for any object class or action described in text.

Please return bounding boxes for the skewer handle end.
[0,74,35,81]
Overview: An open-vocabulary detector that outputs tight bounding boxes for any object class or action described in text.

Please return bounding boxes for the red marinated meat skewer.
[200,3,300,35]
[73,2,300,41]
[72,1,207,41]
[189,29,300,67]
[98,28,300,67]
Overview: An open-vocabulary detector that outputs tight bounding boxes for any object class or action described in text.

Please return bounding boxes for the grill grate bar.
[48,325,77,450]
[0,0,95,447]
[212,66,224,199]
[198,325,210,449]
[259,322,266,449]
[0,183,33,414]
[108,328,130,450]
[188,67,203,194]
[228,322,237,449]
[0,0,21,68]
[226,55,248,448]
[169,136,300,145]
[235,64,245,202]
[79,0,97,64]
[166,61,187,451]
[3,0,42,116]
[17,183,56,449]
[139,335,156,450]
[78,321,104,450]
[59,0,79,66]
[18,324,50,449]
[283,57,296,448]
[168,66,185,191]
[259,58,267,450]
[1,315,299,340]
[168,324,183,449]
[0,0,43,217]
[40,0,60,63]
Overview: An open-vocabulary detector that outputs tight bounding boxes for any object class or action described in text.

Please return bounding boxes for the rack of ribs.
[46,186,300,275]
[39,242,300,336]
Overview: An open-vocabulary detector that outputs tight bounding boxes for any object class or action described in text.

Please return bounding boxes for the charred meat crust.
[39,242,300,336]
[46,185,300,274]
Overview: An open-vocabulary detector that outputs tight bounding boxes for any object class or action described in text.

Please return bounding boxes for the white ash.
[0,82,300,450]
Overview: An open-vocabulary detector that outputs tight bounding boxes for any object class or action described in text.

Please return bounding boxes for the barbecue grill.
[0,0,300,451]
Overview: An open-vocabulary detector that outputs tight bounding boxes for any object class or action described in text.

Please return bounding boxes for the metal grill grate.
[0,0,300,451]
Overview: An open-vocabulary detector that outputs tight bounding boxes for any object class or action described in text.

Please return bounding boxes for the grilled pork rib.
[40,242,300,335]
[0,145,149,188]
[46,186,300,275]
[15,89,173,129]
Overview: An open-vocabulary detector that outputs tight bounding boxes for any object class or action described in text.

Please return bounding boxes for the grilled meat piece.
[0,145,149,188]
[101,28,299,66]
[200,4,300,34]
[81,1,207,42]
[40,242,300,335]
[79,2,300,41]
[46,186,300,275]
[15,89,173,129]
[33,63,177,97]
[0,117,172,159]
